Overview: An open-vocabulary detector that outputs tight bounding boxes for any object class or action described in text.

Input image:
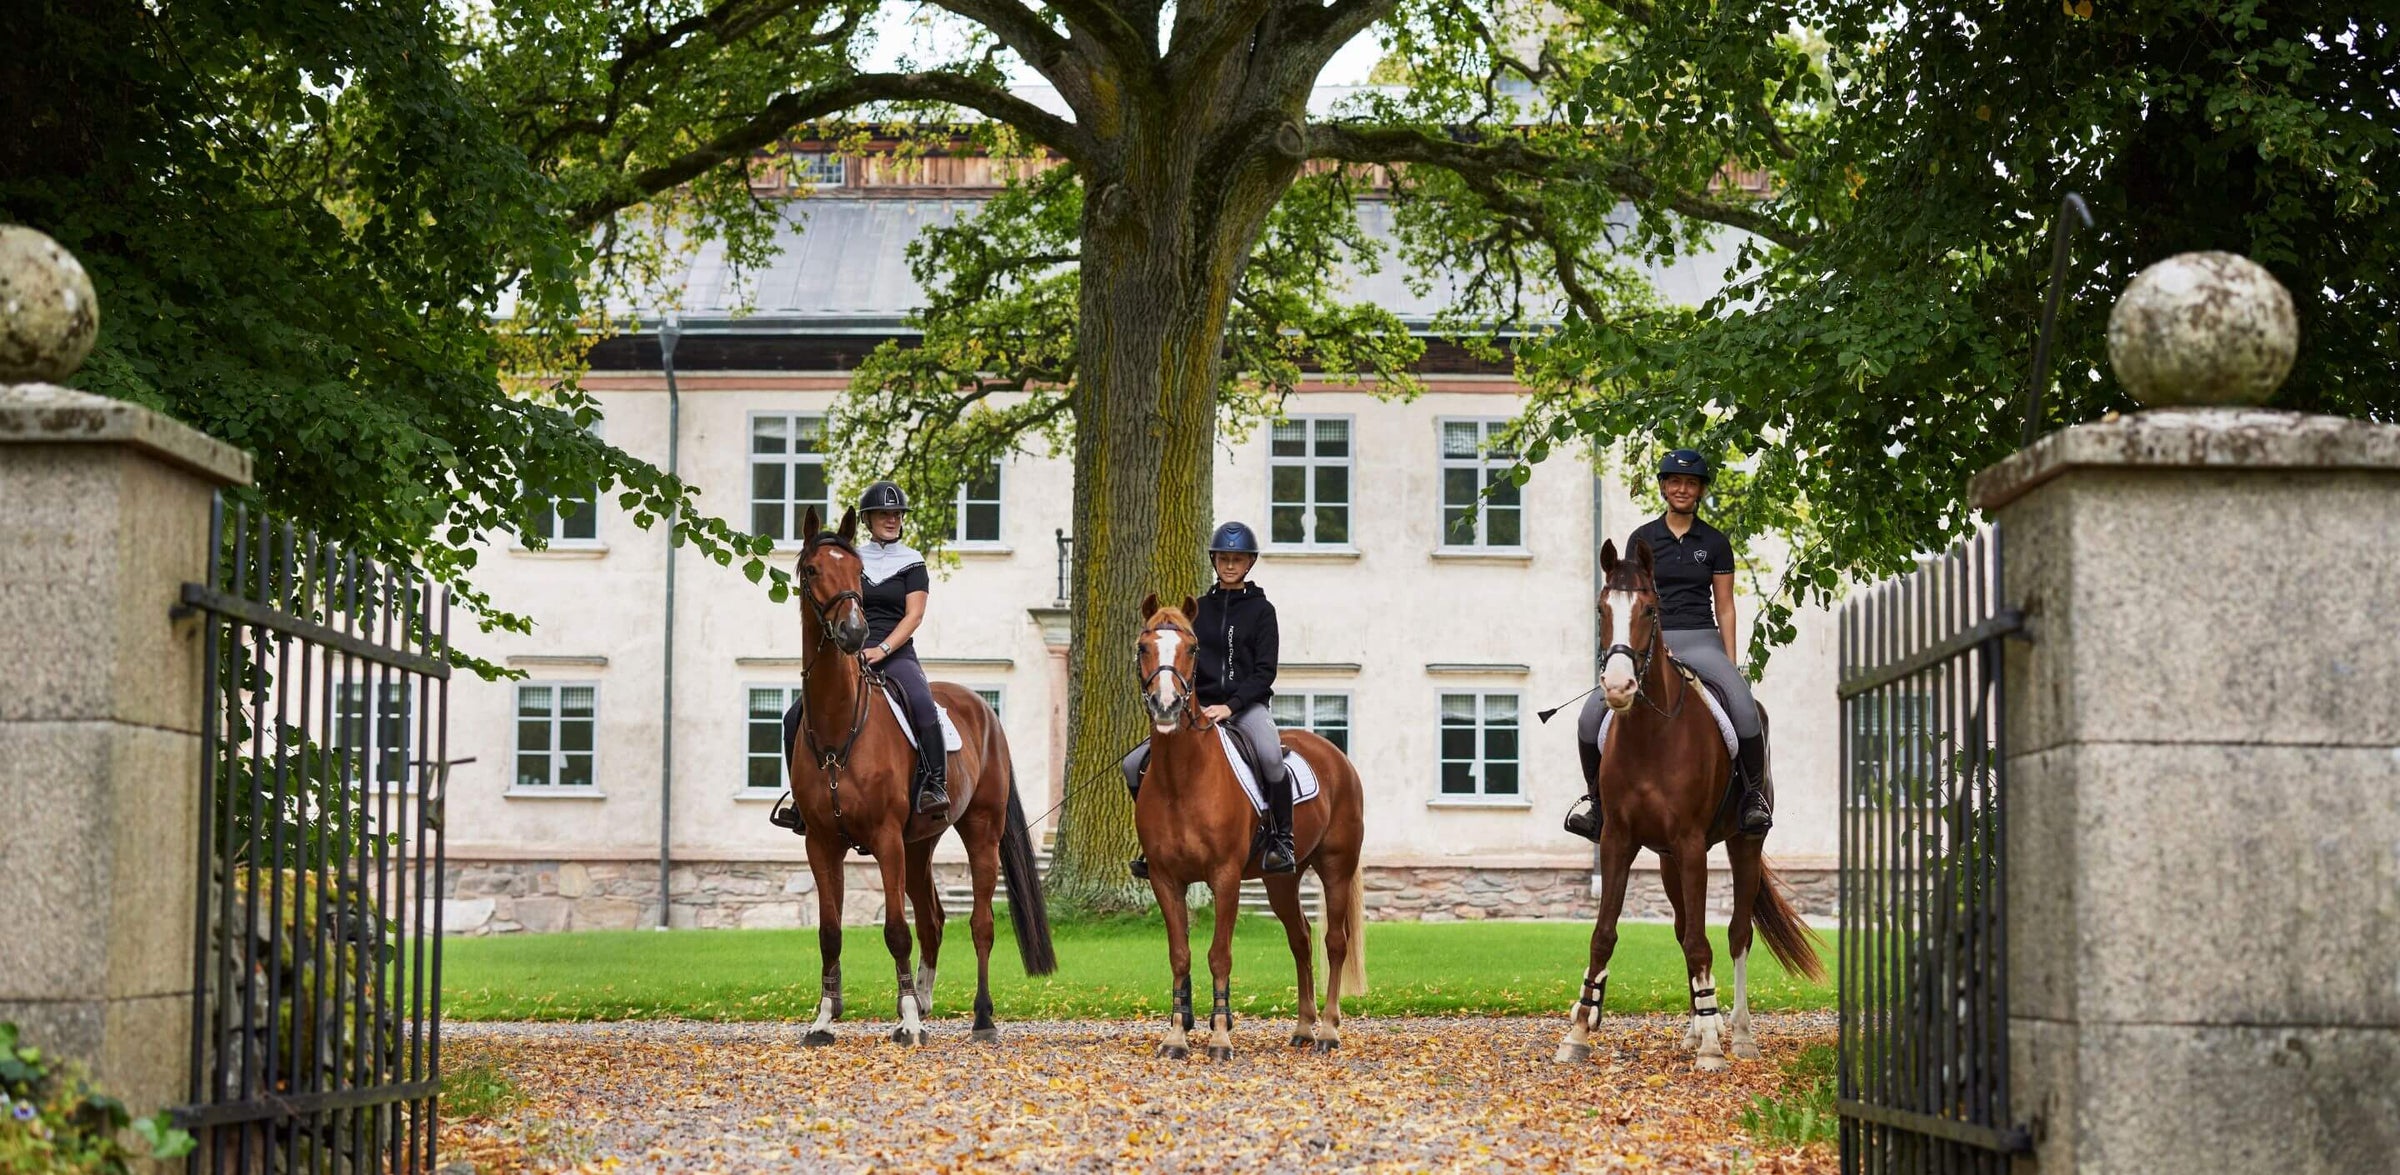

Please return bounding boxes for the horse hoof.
[1310,1039,1339,1055]
[971,1027,1001,1044]
[802,1030,836,1047]
[1206,1046,1233,1063]
[891,1027,928,1046]
[1696,1053,1730,1073]
[1156,1044,1188,1060]
[1289,1033,1314,1048]
[1555,1043,1592,1064]
[1732,1040,1761,1061]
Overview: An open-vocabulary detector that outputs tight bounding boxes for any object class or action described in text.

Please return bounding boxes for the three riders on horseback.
[1567,449,1774,842]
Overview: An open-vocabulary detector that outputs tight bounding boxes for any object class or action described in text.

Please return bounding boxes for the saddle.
[1591,659,1752,828]
[1213,725,1323,815]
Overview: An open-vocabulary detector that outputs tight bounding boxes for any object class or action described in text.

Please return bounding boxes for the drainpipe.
[1590,468,1605,879]
[657,312,683,929]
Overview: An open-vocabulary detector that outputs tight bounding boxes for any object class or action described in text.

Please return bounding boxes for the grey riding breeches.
[1122,702,1287,792]
[1576,628,1763,746]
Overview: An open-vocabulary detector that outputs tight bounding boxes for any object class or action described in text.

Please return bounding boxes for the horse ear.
[1633,538,1656,575]
[1140,592,1159,620]
[1181,595,1197,620]
[1599,539,1619,577]
[837,507,858,544]
[802,506,822,538]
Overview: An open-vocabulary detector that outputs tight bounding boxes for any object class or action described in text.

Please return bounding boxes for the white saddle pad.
[880,689,964,753]
[1592,671,1738,758]
[1217,726,1323,815]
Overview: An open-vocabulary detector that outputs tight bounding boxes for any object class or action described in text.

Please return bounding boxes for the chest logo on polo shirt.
[1693,548,1711,566]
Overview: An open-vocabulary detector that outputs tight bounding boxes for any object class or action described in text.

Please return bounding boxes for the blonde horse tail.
[1336,866,1367,995]
[1753,863,1827,983]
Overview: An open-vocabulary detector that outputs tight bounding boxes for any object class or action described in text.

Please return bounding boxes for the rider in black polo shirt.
[1566,449,1773,841]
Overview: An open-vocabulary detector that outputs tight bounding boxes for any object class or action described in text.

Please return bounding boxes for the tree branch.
[927,0,1091,102]
[1305,123,1807,250]
[569,71,1092,227]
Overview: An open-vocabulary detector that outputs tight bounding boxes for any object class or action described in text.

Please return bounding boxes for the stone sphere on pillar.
[0,225,100,383]
[2106,251,2297,408]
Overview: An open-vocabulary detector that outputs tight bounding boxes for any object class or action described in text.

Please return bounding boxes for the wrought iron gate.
[1836,528,2030,1171]
[174,498,451,1173]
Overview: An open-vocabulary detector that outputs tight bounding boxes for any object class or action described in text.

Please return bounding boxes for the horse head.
[1596,539,1662,714]
[798,506,869,654]
[1135,592,1201,733]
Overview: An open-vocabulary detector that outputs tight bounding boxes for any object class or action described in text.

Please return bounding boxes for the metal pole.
[657,312,682,929]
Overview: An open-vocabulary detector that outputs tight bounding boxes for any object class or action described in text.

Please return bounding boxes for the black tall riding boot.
[913,756,949,815]
[1259,772,1297,874]
[1736,733,1772,836]
[1564,738,1603,842]
[1127,750,1152,880]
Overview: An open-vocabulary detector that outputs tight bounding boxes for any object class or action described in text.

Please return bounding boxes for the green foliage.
[441,1062,527,1120]
[0,1023,196,1175]
[1738,1042,1839,1149]
[439,919,1838,1022]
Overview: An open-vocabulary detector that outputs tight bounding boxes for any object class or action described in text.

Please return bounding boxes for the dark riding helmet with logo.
[858,480,910,513]
[1207,520,1262,555]
[1656,449,1715,485]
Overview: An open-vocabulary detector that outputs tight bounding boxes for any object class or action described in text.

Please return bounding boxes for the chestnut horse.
[1556,539,1823,1071]
[785,508,1055,1046]
[1133,595,1367,1061]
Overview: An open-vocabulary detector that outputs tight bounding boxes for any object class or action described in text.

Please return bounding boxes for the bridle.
[1602,589,1688,722]
[794,533,875,851]
[1137,621,1216,731]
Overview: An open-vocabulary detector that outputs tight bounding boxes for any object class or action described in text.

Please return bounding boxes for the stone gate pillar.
[0,230,252,1118]
[1970,254,2399,1172]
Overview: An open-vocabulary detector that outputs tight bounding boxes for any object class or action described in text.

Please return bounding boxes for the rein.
[1605,595,1690,723]
[797,535,876,853]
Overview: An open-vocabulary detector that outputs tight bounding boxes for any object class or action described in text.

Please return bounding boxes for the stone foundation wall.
[444,858,1837,935]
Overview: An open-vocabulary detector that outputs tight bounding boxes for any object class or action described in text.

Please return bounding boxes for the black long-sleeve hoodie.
[1192,582,1278,711]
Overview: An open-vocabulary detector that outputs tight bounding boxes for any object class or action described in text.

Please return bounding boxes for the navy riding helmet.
[1656,449,1715,485]
[1207,520,1262,555]
[858,480,910,513]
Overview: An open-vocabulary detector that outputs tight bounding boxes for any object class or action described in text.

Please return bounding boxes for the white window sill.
[1430,547,1532,563]
[1426,796,1534,810]
[1263,546,1362,562]
[733,789,787,803]
[511,544,609,559]
[504,787,607,800]
[948,544,1013,558]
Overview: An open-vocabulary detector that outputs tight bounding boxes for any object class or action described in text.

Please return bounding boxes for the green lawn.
[441,915,1834,1022]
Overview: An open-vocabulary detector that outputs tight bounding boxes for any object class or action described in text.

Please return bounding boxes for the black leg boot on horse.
[1735,734,1772,836]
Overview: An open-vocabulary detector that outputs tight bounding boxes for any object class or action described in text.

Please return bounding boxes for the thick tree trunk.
[1042,115,1301,910]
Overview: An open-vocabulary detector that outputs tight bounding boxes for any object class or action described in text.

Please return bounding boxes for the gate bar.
[1836,607,2024,699]
[1836,1100,2032,1154]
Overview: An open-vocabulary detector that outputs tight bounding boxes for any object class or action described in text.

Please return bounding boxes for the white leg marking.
[1730,951,1760,1060]
[901,990,923,1037]
[1691,968,1726,1069]
[808,995,837,1035]
[916,963,937,1015]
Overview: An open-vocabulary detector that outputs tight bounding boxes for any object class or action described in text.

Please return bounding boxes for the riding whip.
[1536,682,1605,724]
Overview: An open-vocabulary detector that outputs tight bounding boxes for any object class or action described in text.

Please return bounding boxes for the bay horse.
[784,507,1056,1046]
[1133,595,1367,1060]
[1555,539,1823,1071]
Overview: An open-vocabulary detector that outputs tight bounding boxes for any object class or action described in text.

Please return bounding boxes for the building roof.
[615,196,1745,340]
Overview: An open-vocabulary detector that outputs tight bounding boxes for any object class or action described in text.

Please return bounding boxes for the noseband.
[1136,623,1214,730]
[1604,594,1687,721]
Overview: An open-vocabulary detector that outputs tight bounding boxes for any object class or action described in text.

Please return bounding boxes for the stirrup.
[768,793,805,834]
[914,772,949,814]
[1563,795,1600,843]
[1737,789,1772,836]
[1128,856,1149,881]
[1259,834,1297,874]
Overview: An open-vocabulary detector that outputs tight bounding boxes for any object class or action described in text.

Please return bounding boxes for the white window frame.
[970,685,1006,720]
[744,684,802,794]
[525,421,603,548]
[511,681,601,794]
[1267,415,1356,549]
[949,458,1007,547]
[1436,691,1523,800]
[333,678,419,792]
[1437,417,1527,552]
[789,151,845,187]
[748,412,834,547]
[1271,691,1351,753]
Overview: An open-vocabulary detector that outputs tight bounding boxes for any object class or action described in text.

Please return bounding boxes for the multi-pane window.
[530,494,598,544]
[1439,419,1524,549]
[515,684,597,789]
[751,413,832,544]
[747,686,800,792]
[1271,692,1350,753]
[1849,692,1941,805]
[972,687,1004,719]
[1438,692,1521,797]
[789,152,845,186]
[950,460,1004,544]
[1269,417,1352,547]
[334,681,415,787]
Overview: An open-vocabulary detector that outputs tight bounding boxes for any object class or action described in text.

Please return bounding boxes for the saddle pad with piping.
[878,688,964,753]
[1591,662,1738,757]
[1217,726,1323,815]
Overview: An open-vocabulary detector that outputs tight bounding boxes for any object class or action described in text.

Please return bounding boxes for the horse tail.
[1753,862,1827,983]
[998,761,1057,977]
[1337,866,1367,994]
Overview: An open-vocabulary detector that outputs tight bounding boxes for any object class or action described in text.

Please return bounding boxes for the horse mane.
[1148,605,1193,630]
[807,529,855,554]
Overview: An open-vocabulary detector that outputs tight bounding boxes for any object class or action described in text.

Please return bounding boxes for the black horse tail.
[999,762,1057,977]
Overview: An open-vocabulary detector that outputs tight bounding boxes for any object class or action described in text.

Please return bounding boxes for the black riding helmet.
[858,480,909,513]
[1656,449,1714,485]
[1207,520,1261,555]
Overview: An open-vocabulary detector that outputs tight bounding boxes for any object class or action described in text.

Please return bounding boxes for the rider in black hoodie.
[1122,520,1294,878]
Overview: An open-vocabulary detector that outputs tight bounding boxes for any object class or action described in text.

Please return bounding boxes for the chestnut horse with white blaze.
[1557,539,1824,1071]
[1134,595,1367,1060]
[785,508,1055,1046]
